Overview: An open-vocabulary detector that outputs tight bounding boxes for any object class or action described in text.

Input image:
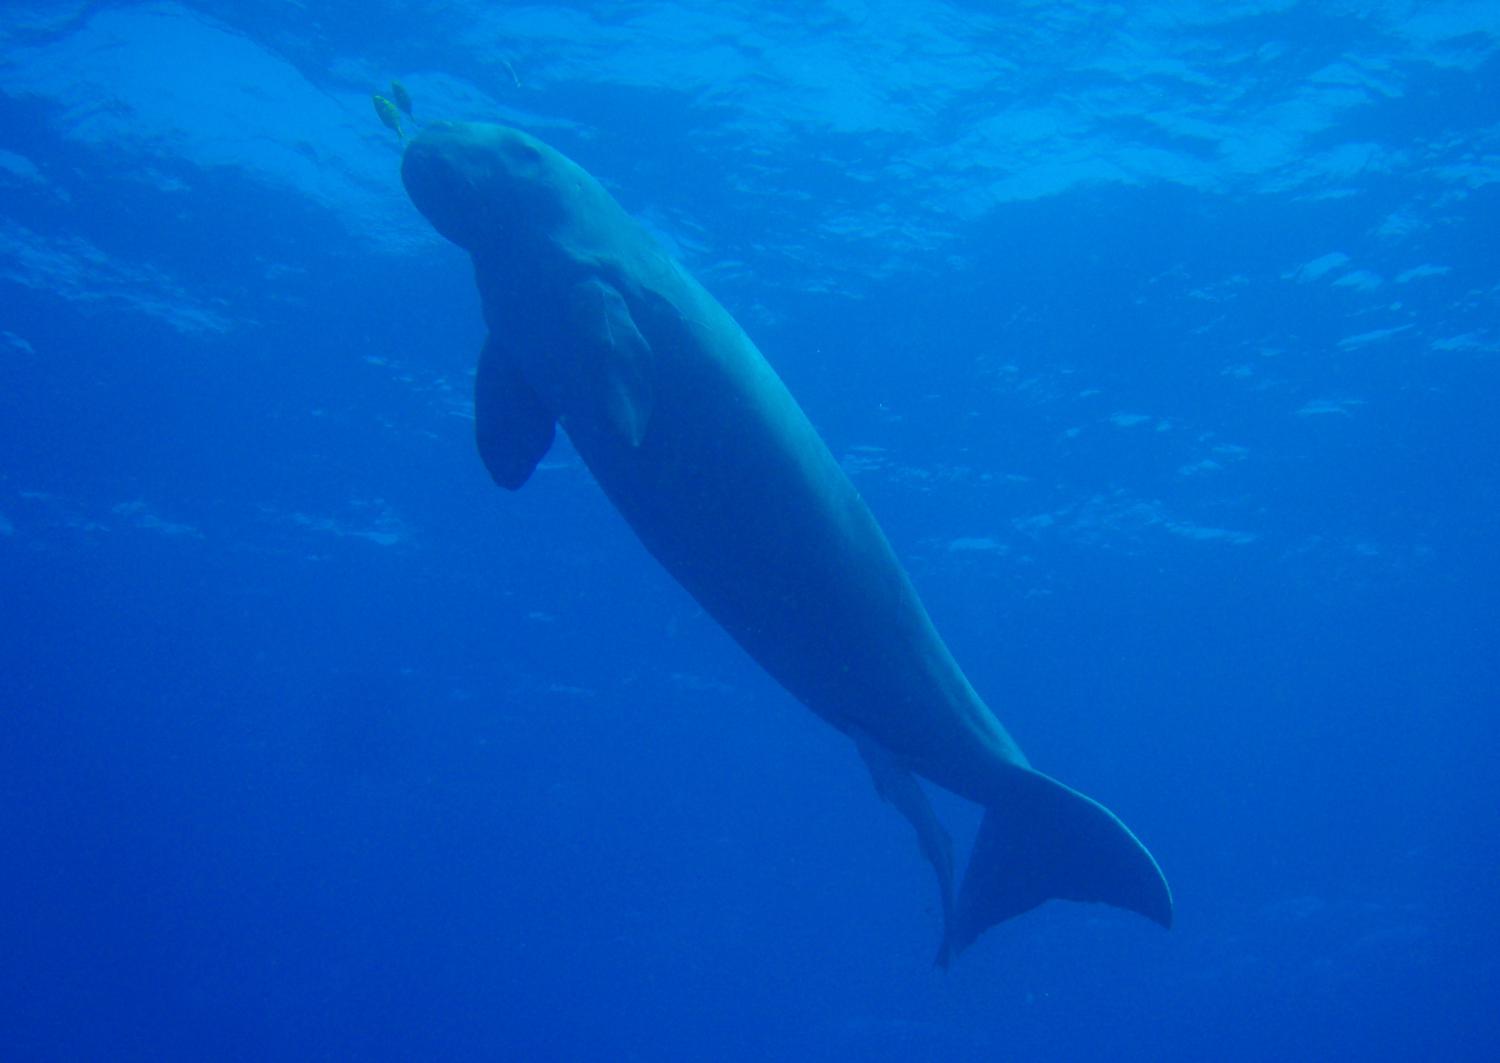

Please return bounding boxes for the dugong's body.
[402,122,1171,962]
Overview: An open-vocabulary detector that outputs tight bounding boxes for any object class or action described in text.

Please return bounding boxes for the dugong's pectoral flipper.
[854,730,958,966]
[474,334,556,490]
[474,277,651,490]
[951,767,1173,956]
[567,278,654,447]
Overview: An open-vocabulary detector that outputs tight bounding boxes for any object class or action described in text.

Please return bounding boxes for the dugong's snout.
[401,121,562,254]
[401,122,487,249]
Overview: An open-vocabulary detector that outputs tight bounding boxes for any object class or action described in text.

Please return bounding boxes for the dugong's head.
[401,121,575,256]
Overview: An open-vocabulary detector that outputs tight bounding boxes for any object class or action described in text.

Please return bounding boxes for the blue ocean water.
[2,1,1497,1059]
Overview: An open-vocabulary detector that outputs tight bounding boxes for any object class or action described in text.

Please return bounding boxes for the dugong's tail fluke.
[945,768,1172,961]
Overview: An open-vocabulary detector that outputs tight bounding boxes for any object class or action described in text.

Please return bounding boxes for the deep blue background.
[2,2,1497,1059]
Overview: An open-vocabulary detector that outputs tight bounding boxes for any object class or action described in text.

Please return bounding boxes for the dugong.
[401,121,1172,963]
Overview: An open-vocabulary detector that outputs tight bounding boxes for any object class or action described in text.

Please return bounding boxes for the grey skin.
[402,121,1172,963]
